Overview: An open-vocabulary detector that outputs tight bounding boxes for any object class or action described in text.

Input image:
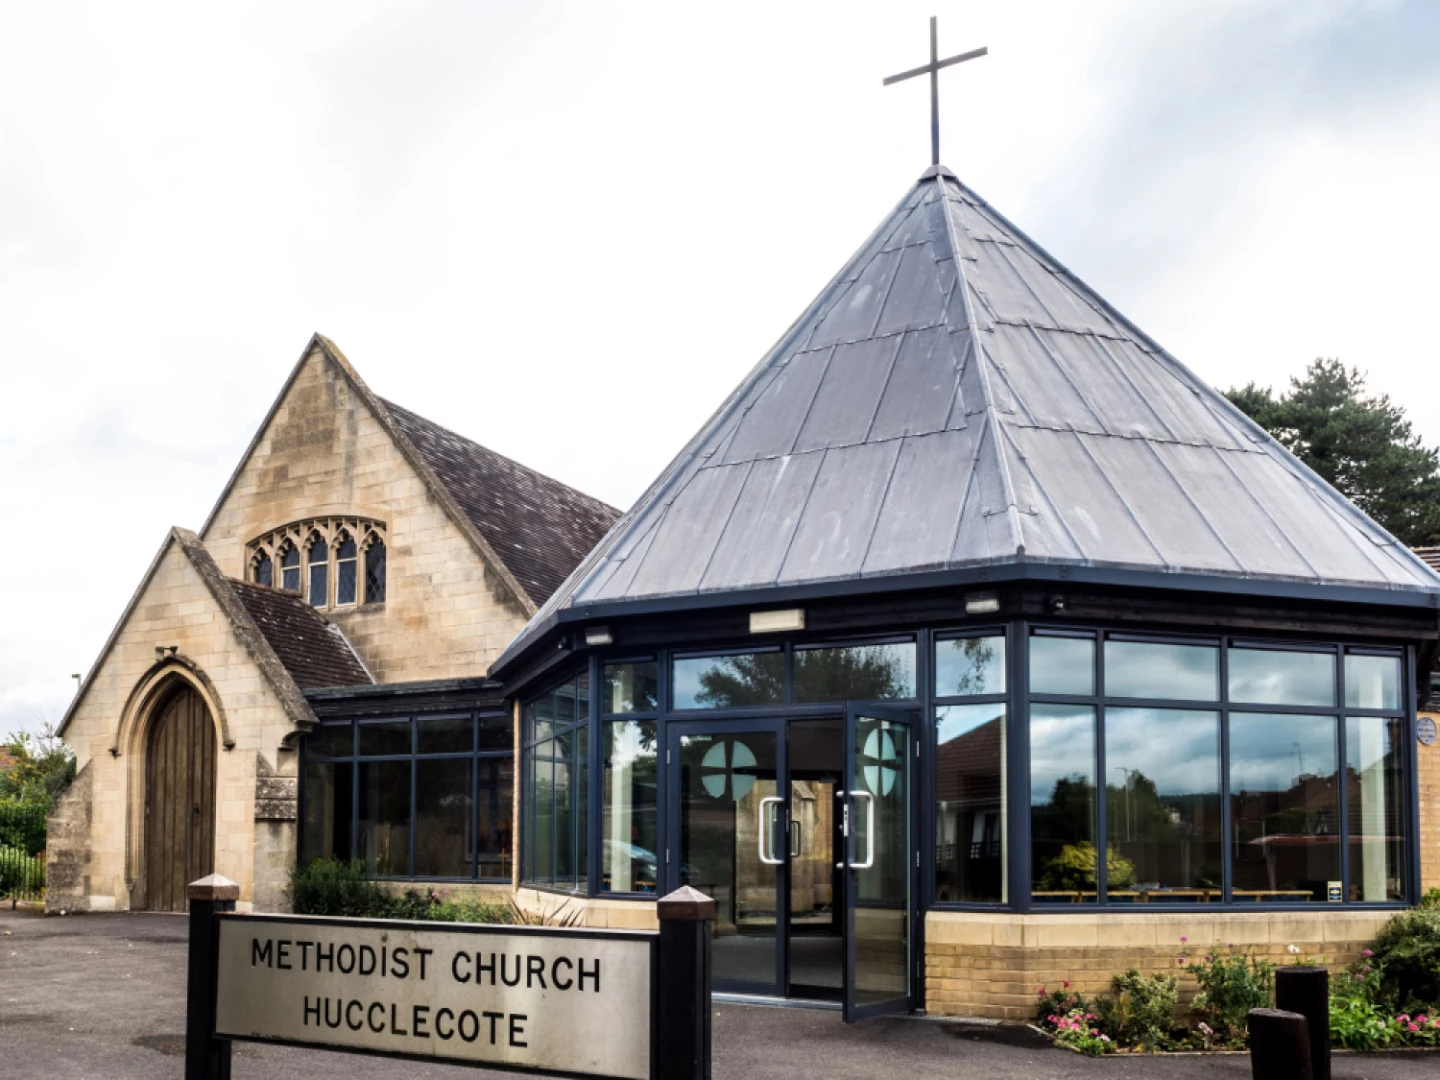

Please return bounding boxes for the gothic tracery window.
[307,534,329,607]
[247,518,388,609]
[335,533,358,606]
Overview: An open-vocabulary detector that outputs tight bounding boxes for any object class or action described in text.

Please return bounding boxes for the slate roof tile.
[231,581,372,690]
[382,400,621,606]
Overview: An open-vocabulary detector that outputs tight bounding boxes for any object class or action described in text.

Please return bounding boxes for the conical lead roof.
[498,166,1437,666]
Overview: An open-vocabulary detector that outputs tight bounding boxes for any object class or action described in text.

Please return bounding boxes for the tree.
[0,723,76,807]
[1225,360,1440,546]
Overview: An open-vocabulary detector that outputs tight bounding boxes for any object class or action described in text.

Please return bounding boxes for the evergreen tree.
[1225,359,1440,546]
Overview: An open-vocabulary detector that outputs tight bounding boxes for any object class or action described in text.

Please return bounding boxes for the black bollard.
[1248,1008,1313,1080]
[185,874,237,1080]
[656,886,714,1080]
[1276,967,1330,1080]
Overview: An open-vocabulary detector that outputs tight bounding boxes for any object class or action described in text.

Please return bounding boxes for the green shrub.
[1369,906,1440,1012]
[1035,982,1088,1027]
[288,859,523,926]
[1181,945,1274,1047]
[1093,970,1178,1052]
[288,858,394,917]
[1418,888,1440,909]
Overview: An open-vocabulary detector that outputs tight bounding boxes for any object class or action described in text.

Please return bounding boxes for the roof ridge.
[937,177,1027,557]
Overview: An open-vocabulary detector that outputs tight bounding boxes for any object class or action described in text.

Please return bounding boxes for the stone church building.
[48,335,618,912]
[47,164,1440,1021]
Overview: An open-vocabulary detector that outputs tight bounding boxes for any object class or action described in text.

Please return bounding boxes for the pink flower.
[1362,949,1373,957]
[1198,1023,1213,1035]
[1091,1029,1099,1036]
[1100,1035,1110,1043]
[1037,988,1045,995]
[1177,957,1187,966]
[1180,935,1188,943]
[1408,1023,1419,1032]
[1062,980,1070,988]
[1204,954,1214,962]
[1418,1015,1429,1024]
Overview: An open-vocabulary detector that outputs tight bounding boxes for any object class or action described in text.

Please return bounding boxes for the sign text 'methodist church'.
[50,157,1440,1022]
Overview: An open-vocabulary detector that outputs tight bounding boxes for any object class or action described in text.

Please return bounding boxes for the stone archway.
[143,684,217,911]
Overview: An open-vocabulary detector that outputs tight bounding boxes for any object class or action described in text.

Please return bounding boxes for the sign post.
[185,874,237,1080]
[184,879,711,1080]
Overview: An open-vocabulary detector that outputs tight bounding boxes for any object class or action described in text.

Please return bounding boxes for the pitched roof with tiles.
[382,399,621,606]
[231,580,373,690]
[496,165,1440,671]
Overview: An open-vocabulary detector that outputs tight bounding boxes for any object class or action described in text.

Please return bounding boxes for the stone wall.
[201,342,531,683]
[924,909,1396,1020]
[54,541,298,911]
[43,763,93,912]
[1419,711,1438,895]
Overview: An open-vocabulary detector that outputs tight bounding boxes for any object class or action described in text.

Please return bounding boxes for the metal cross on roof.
[883,15,988,167]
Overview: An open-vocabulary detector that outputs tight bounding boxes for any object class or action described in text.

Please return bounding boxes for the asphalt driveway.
[2,907,1436,1080]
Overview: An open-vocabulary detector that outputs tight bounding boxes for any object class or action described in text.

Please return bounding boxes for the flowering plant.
[1045,1008,1112,1056]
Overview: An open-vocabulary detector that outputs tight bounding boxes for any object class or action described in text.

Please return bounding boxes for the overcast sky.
[3,0,1439,738]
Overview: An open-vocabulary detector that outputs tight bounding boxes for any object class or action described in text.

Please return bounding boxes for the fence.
[0,800,47,906]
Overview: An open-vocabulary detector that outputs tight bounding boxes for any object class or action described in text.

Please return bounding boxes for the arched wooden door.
[144,685,217,911]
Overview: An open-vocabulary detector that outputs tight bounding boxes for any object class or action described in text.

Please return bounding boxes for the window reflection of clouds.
[1030,636,1095,696]
[1228,649,1335,706]
[936,636,1006,697]
[1029,704,1094,806]
[1228,713,1337,790]
[1104,642,1218,701]
[1104,708,1219,797]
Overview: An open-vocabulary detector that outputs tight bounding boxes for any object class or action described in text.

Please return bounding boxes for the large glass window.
[1229,712,1339,902]
[1030,704,1097,903]
[1104,708,1221,900]
[672,651,784,709]
[792,642,916,702]
[1347,716,1406,902]
[1023,630,1408,908]
[935,704,1005,903]
[521,671,589,891]
[603,720,659,893]
[300,709,513,880]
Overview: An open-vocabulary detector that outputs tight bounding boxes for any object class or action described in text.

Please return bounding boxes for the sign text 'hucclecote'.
[214,915,653,1079]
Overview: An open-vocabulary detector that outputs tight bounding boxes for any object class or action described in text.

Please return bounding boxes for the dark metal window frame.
[1015,622,1416,913]
[520,669,590,898]
[299,709,514,882]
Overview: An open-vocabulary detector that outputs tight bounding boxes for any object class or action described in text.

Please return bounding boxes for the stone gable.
[55,537,299,911]
[201,341,531,683]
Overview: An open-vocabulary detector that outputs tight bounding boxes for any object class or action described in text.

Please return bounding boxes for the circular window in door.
[861,728,899,796]
[700,738,757,801]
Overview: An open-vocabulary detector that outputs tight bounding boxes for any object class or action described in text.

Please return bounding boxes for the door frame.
[664,716,789,997]
[842,702,921,1021]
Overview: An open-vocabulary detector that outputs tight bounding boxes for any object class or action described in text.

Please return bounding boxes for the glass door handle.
[789,819,801,858]
[846,791,875,869]
[758,796,784,865]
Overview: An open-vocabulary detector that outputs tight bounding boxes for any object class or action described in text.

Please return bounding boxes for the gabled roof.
[231,581,373,690]
[58,529,341,737]
[383,400,620,607]
[496,166,1440,671]
[200,334,619,613]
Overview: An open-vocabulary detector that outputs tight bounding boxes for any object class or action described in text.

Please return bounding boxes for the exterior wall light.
[964,593,1000,615]
[584,626,614,647]
[750,608,805,633]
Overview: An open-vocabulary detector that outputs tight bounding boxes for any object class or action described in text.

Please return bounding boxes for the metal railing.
[0,801,47,905]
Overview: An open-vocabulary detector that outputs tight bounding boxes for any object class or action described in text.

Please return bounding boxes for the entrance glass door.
[843,704,916,1021]
[672,721,784,994]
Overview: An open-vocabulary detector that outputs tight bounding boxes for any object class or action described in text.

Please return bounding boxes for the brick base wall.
[924,909,1396,1019]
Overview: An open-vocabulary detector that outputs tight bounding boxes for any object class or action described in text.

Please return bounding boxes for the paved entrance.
[2,908,1437,1080]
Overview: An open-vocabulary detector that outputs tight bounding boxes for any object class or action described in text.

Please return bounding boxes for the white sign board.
[215,915,654,1079]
